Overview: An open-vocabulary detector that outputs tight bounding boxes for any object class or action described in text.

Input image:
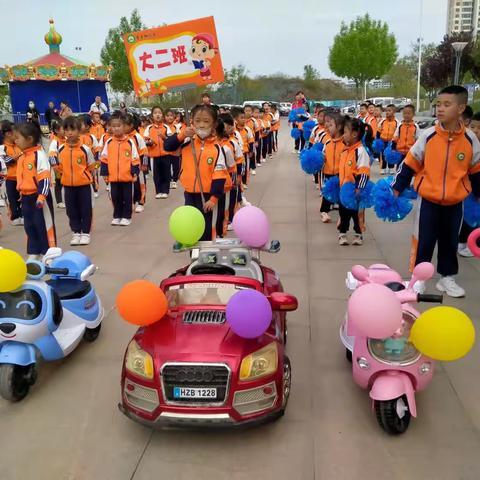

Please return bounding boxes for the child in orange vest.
[57,116,96,245]
[100,112,140,226]
[15,123,56,259]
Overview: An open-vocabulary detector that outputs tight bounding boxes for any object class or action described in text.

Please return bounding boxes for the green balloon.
[169,206,206,245]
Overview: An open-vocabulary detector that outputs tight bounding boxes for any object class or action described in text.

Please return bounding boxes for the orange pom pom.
[116,280,168,326]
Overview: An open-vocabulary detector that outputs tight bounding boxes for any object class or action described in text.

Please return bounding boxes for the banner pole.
[182,91,190,124]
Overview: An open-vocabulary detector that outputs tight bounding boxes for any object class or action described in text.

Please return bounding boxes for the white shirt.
[90,102,108,114]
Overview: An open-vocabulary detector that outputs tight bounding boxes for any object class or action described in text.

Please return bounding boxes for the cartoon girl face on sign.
[190,33,217,81]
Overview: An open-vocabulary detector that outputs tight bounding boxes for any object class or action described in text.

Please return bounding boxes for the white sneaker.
[227,223,234,231]
[458,243,474,258]
[261,159,267,163]
[111,218,122,226]
[70,233,81,246]
[240,198,251,207]
[159,193,169,199]
[251,170,256,175]
[243,184,248,190]
[320,212,331,223]
[94,192,99,198]
[57,202,66,209]
[436,276,465,298]
[412,280,426,294]
[27,254,42,262]
[292,149,298,154]
[155,193,162,199]
[120,218,132,226]
[106,185,111,192]
[0,198,5,207]
[380,169,386,175]
[79,234,91,245]
[170,181,178,189]
[352,234,363,246]
[135,204,144,213]
[338,234,349,246]
[389,168,396,175]
[11,218,23,226]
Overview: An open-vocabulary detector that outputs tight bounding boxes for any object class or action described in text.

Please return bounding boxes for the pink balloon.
[232,206,270,248]
[347,284,403,339]
[468,228,480,258]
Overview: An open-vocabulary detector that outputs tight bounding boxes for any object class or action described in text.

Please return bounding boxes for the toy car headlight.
[125,340,154,380]
[239,342,278,381]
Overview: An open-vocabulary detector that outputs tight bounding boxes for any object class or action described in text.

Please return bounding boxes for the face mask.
[28,102,34,109]
[196,128,211,139]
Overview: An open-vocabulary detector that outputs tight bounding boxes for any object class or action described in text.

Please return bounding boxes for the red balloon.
[116,280,168,326]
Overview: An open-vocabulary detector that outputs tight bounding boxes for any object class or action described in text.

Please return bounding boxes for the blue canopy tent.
[0,19,111,122]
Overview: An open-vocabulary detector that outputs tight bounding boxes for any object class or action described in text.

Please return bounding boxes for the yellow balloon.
[410,307,475,361]
[0,249,27,292]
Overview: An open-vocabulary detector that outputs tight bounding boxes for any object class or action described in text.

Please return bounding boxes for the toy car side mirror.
[268,292,298,312]
[26,260,46,280]
[351,265,369,282]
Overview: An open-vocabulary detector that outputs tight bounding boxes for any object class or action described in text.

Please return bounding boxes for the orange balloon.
[116,280,168,326]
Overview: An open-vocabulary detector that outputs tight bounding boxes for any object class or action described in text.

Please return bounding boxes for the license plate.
[173,387,217,399]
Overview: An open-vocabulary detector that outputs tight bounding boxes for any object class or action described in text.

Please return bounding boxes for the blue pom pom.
[372,179,413,222]
[288,108,306,123]
[372,139,386,155]
[339,181,375,210]
[291,127,301,140]
[464,193,480,227]
[302,119,317,141]
[312,142,324,153]
[300,148,325,174]
[322,176,340,204]
[384,143,404,166]
[384,175,418,200]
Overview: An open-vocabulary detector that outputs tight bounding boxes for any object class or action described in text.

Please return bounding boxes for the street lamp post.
[452,42,468,85]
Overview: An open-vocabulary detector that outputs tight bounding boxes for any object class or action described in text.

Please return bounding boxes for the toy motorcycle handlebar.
[46,267,70,276]
[417,293,443,304]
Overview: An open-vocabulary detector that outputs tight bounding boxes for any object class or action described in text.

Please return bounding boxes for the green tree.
[100,9,146,94]
[328,14,398,99]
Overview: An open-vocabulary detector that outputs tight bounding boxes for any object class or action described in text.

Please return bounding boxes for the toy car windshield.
[165,282,253,307]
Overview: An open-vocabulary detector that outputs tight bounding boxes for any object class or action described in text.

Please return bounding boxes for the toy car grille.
[162,364,230,404]
[183,310,226,324]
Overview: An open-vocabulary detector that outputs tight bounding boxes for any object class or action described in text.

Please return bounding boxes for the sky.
[0,0,448,79]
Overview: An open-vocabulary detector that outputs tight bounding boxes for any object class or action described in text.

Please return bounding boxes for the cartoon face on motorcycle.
[0,282,61,345]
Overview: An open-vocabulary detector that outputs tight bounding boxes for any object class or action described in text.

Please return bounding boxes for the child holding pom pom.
[337,117,372,246]
[378,104,398,174]
[320,113,345,223]
[393,86,480,298]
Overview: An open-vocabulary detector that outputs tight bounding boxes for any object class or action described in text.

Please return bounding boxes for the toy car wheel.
[374,395,411,435]
[0,364,36,402]
[83,324,102,343]
[281,356,292,411]
[345,348,352,363]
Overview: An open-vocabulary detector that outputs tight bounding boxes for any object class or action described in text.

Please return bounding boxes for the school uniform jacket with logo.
[339,141,370,188]
[100,136,140,183]
[378,118,398,142]
[91,123,105,141]
[0,142,22,180]
[57,141,95,187]
[393,121,419,155]
[81,133,100,155]
[323,137,345,176]
[393,123,480,205]
[16,146,51,200]
[144,123,167,157]
[163,133,228,201]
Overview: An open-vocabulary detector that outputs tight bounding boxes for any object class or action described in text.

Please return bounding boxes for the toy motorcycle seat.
[46,279,92,300]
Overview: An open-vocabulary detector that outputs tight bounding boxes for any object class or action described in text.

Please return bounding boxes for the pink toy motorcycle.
[340,262,443,434]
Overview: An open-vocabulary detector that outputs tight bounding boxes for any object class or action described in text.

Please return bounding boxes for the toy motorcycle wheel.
[0,364,36,402]
[374,395,411,435]
[83,324,102,343]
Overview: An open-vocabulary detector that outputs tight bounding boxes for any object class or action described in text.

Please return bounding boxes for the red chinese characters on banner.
[123,16,224,97]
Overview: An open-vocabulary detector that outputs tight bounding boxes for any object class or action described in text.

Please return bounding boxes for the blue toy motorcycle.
[0,248,103,401]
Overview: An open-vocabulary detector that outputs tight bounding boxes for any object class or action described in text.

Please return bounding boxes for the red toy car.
[119,239,298,427]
